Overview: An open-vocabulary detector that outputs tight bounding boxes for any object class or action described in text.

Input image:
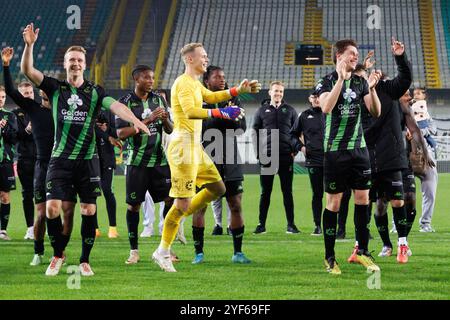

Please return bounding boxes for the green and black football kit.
[317,71,371,194]
[39,76,116,204]
[116,91,171,205]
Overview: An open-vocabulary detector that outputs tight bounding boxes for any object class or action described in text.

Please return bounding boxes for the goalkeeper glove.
[208,106,245,121]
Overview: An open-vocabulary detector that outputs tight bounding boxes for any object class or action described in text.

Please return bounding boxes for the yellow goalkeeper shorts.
[166,139,222,198]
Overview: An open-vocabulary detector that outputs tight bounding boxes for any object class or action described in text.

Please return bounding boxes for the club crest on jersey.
[68,94,83,109]
[343,88,356,103]
[63,94,88,123]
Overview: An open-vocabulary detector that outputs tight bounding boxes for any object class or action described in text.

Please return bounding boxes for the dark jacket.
[290,106,325,167]
[252,99,298,165]
[0,108,18,163]
[202,96,245,182]
[362,53,412,172]
[95,110,117,169]
[12,107,37,161]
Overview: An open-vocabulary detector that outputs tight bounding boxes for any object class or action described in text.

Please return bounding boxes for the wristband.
[230,87,239,97]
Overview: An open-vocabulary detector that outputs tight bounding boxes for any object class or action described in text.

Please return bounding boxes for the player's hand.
[368,69,382,89]
[108,136,123,148]
[23,23,40,46]
[160,110,169,120]
[237,79,261,94]
[25,121,32,134]
[0,119,7,128]
[405,129,412,141]
[145,107,165,124]
[363,50,375,70]
[301,146,306,156]
[1,47,14,66]
[336,60,349,80]
[133,119,150,135]
[209,106,245,121]
[391,37,405,56]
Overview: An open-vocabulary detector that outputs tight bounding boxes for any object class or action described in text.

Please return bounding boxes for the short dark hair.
[132,65,153,80]
[354,64,366,73]
[332,39,358,64]
[203,65,223,85]
[18,81,33,89]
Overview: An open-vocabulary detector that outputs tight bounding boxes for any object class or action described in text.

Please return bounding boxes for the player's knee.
[228,200,242,215]
[128,204,141,212]
[80,204,96,216]
[326,194,341,212]
[0,192,10,204]
[175,198,190,212]
[391,199,404,208]
[46,202,60,219]
[215,184,226,197]
[354,191,369,205]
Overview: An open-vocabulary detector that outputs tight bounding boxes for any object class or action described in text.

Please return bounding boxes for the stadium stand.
[161,0,307,89]
[160,0,450,89]
[0,0,114,82]
[103,0,145,89]
[435,0,450,87]
[135,0,172,75]
[0,0,79,79]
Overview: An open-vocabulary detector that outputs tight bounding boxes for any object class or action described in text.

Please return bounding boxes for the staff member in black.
[253,81,300,234]
[357,39,433,263]
[94,109,121,238]
[2,46,74,264]
[12,81,36,241]
[0,85,17,242]
[291,89,351,236]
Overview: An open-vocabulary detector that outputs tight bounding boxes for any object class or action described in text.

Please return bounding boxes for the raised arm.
[201,79,261,105]
[21,23,44,86]
[379,38,412,100]
[364,70,382,117]
[179,81,245,121]
[319,61,347,114]
[2,47,30,106]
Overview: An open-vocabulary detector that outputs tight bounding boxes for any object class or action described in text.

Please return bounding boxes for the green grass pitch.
[1,174,449,300]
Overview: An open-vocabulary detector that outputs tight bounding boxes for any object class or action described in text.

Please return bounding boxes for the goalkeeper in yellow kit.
[152,43,261,272]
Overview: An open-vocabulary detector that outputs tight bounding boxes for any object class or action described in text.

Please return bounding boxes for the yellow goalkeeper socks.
[160,206,184,251]
[159,188,219,252]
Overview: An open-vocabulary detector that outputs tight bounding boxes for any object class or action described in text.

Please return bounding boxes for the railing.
[93,0,128,86]
[154,0,177,89]
[120,0,152,89]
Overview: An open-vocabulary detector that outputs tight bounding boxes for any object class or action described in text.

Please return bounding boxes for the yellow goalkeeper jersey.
[170,73,231,142]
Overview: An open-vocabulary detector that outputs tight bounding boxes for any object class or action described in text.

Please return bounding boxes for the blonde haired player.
[152,43,261,272]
